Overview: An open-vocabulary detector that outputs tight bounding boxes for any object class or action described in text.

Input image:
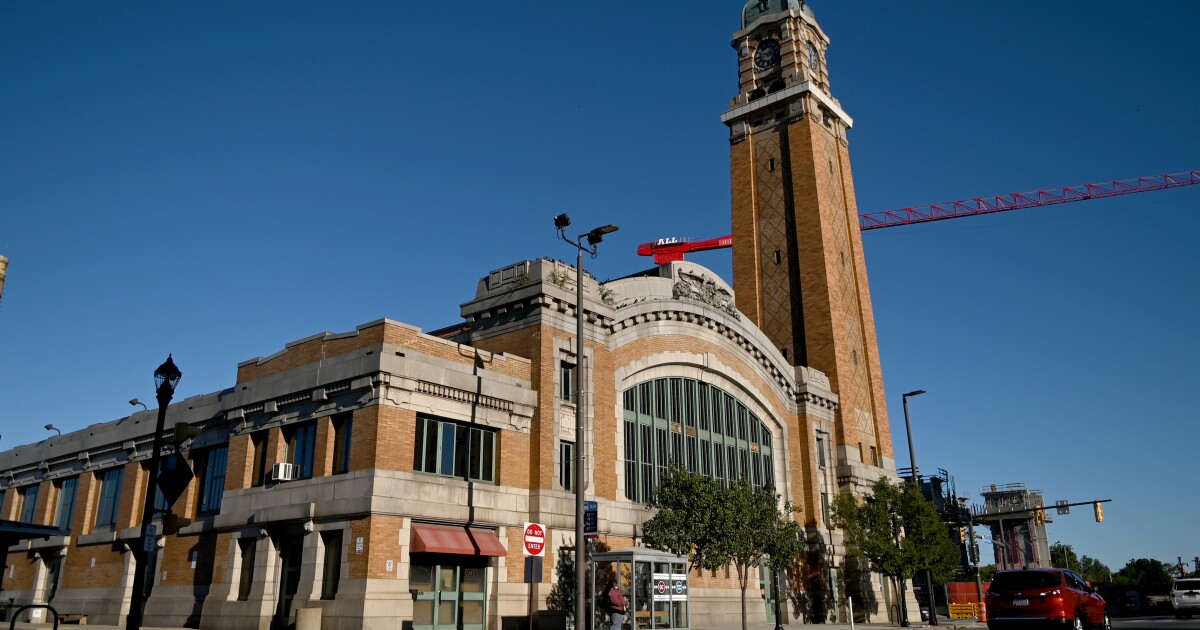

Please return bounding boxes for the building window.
[55,477,78,531]
[622,377,775,503]
[332,413,353,475]
[560,440,575,491]
[870,446,879,467]
[320,530,343,600]
[821,492,831,525]
[250,431,268,487]
[237,538,256,601]
[286,422,316,480]
[198,446,229,515]
[18,484,39,523]
[807,41,819,69]
[815,433,827,468]
[413,416,496,483]
[94,469,123,531]
[560,360,575,403]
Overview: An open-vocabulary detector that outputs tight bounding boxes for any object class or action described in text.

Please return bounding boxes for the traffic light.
[1093,502,1104,522]
[959,527,967,543]
[1034,509,1046,525]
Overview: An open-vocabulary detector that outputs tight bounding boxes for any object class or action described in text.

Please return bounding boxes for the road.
[1116,616,1200,630]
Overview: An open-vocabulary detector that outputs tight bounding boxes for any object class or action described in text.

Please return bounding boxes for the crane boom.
[636,170,1199,263]
[858,170,1200,230]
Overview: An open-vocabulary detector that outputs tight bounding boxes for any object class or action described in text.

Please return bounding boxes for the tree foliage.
[1078,556,1113,583]
[643,467,728,573]
[1114,558,1175,594]
[831,476,960,584]
[643,468,802,630]
[1050,542,1080,571]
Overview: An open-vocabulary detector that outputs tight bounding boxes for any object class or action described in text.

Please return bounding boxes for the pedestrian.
[601,579,627,630]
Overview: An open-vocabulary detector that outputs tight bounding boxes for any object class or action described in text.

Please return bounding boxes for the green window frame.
[623,377,774,504]
[94,469,123,531]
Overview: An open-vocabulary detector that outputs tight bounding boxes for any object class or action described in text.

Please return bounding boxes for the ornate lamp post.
[554,214,618,629]
[126,355,182,630]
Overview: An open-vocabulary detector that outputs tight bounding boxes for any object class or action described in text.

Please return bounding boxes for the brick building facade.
[1,2,905,628]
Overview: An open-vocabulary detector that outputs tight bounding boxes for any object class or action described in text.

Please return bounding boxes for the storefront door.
[411,558,487,630]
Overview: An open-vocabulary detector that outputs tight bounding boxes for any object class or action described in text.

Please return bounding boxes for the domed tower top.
[742,0,814,29]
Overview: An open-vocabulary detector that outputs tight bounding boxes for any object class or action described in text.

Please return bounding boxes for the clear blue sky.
[2,1,1197,573]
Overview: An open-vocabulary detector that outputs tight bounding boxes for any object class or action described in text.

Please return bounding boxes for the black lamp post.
[126,355,182,630]
[900,389,938,625]
[554,213,618,630]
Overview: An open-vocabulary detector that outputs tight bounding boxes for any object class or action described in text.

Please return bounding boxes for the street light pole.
[126,355,182,630]
[901,389,937,625]
[555,214,618,630]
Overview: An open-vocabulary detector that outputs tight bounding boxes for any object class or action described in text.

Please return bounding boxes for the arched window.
[622,377,775,503]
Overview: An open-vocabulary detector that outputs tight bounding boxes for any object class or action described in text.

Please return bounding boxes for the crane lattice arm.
[636,170,1199,263]
[858,170,1199,230]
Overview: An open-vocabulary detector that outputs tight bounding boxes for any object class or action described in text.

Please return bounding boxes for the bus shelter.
[590,547,689,630]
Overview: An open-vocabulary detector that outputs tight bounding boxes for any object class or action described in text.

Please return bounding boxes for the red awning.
[411,523,507,557]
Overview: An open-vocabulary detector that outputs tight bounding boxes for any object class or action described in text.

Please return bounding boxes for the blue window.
[287,422,316,480]
[55,477,78,531]
[19,484,39,523]
[94,469,123,531]
[198,446,228,515]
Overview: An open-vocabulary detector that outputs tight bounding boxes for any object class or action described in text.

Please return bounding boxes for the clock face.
[754,39,781,70]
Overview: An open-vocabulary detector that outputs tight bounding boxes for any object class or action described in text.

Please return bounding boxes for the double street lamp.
[554,214,618,630]
[126,355,182,630]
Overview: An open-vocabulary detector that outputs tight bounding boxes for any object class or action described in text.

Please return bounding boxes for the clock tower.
[723,1,893,482]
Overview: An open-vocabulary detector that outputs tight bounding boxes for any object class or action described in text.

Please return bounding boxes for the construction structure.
[977,483,1052,570]
[0,254,8,305]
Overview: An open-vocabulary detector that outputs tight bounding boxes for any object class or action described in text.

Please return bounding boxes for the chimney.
[0,254,8,304]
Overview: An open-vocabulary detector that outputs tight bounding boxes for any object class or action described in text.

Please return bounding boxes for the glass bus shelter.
[590,547,689,630]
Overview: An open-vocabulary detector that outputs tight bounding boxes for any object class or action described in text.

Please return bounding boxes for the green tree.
[1050,542,1080,571]
[644,469,802,630]
[719,480,803,630]
[1114,558,1175,594]
[979,564,997,582]
[832,476,960,622]
[643,467,729,573]
[1078,556,1113,583]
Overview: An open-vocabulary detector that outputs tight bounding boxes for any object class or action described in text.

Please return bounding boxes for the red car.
[986,569,1110,630]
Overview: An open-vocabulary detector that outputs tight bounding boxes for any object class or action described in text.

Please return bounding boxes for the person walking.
[601,580,627,630]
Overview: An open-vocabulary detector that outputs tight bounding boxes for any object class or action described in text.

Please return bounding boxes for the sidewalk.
[690,619,987,630]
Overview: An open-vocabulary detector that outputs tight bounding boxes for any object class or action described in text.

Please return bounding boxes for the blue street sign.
[584,500,598,537]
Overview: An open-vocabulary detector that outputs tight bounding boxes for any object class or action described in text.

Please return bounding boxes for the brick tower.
[724,1,892,468]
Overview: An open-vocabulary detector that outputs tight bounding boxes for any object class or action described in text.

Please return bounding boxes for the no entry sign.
[523,522,546,557]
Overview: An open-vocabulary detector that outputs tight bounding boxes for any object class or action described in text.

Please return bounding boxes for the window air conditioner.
[270,462,295,482]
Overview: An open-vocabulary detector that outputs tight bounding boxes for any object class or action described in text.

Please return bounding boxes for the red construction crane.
[637,170,1200,264]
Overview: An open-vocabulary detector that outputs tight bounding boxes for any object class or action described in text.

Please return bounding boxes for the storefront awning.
[410,523,506,557]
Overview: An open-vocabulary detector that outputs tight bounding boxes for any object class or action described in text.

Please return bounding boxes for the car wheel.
[1073,613,1085,630]
[1100,612,1111,630]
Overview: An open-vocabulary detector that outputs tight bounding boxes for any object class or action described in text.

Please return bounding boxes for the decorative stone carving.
[672,270,740,320]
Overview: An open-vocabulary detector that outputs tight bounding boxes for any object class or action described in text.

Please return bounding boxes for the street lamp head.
[129,398,148,411]
[44,424,61,436]
[553,213,572,230]
[586,224,619,246]
[903,389,926,398]
[154,355,183,394]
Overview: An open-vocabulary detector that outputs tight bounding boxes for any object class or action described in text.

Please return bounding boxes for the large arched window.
[623,377,775,503]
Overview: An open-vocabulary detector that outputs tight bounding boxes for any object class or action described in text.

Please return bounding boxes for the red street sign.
[523,522,546,557]
[657,580,667,594]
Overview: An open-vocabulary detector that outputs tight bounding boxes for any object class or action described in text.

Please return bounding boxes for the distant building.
[978,483,1053,570]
